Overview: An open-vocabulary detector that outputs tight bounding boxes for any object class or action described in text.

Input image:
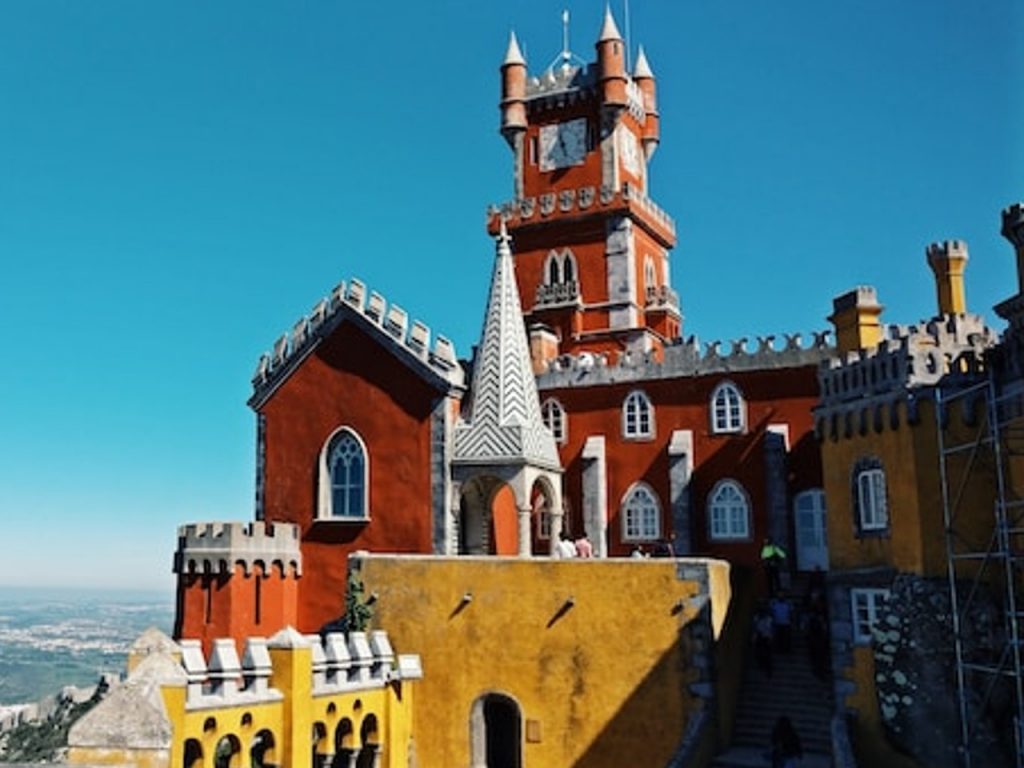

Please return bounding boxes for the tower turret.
[1002,202,1024,293]
[633,46,660,160]
[829,286,885,355]
[596,7,627,108]
[500,31,528,147]
[926,240,969,316]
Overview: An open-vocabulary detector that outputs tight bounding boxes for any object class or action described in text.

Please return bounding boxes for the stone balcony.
[535,280,581,308]
[645,284,679,311]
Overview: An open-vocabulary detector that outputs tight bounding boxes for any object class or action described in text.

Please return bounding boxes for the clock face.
[619,126,641,176]
[539,118,588,171]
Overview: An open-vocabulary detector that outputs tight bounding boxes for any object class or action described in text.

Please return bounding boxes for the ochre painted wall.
[356,554,731,768]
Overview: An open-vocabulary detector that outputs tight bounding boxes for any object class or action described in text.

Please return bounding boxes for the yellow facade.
[354,553,731,768]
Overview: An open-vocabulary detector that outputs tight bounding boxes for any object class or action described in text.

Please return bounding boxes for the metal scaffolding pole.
[937,371,1024,768]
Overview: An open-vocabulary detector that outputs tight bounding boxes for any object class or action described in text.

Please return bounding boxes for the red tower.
[491,9,680,367]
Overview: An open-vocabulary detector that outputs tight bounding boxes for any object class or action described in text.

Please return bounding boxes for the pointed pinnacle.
[634,45,654,78]
[504,30,526,66]
[598,5,622,42]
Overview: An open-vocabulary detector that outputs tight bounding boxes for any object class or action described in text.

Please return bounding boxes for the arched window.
[644,255,656,288]
[546,253,561,285]
[541,398,567,443]
[708,480,750,540]
[621,484,661,541]
[563,252,575,283]
[853,457,888,533]
[710,381,745,434]
[623,390,654,439]
[319,428,369,520]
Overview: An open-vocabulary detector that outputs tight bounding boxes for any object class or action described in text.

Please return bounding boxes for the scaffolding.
[937,369,1024,768]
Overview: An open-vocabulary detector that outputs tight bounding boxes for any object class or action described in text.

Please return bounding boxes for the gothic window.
[541,398,567,443]
[546,252,561,285]
[851,588,889,644]
[708,480,750,540]
[622,484,661,541]
[644,255,656,288]
[853,458,888,533]
[622,390,654,439]
[563,252,575,283]
[710,381,745,434]
[319,428,369,520]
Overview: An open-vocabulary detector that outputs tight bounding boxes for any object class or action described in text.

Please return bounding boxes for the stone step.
[712,746,832,768]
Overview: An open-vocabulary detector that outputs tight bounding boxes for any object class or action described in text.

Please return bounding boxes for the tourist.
[760,537,787,596]
[752,608,774,678]
[556,531,577,559]
[770,594,793,653]
[574,534,593,558]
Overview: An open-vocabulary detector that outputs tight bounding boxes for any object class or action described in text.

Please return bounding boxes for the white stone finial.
[504,30,526,66]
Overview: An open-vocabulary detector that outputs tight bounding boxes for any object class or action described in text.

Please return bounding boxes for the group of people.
[554,531,593,558]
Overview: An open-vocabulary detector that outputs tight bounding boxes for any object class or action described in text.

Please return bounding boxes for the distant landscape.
[0,586,174,705]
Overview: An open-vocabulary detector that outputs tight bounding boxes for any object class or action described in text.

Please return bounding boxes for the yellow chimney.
[926,240,969,315]
[828,286,884,355]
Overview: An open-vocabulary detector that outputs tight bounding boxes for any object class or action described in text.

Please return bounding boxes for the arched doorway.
[470,693,522,768]
[458,477,518,556]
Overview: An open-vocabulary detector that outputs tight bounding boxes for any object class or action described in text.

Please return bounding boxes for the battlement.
[536,329,834,389]
[818,312,995,409]
[926,239,968,262]
[489,180,675,241]
[1002,202,1024,248]
[250,278,465,406]
[525,63,595,100]
[177,628,422,710]
[174,521,302,576]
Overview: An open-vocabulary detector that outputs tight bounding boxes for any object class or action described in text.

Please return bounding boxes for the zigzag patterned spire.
[453,223,561,469]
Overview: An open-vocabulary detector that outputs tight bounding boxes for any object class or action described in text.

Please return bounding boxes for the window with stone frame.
[851,587,889,644]
[320,428,369,520]
[622,484,661,541]
[710,381,745,434]
[622,390,654,439]
[853,457,889,533]
[707,480,750,540]
[541,398,567,443]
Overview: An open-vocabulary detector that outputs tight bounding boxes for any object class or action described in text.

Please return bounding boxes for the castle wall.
[355,553,731,768]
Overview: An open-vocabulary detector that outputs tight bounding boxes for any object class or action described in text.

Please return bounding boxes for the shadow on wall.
[572,568,753,768]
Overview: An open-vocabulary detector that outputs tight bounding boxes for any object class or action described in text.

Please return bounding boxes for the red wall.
[548,365,822,571]
[259,321,445,632]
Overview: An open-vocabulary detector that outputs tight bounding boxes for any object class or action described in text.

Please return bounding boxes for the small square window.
[851,588,889,644]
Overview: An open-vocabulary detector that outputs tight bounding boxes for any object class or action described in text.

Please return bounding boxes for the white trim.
[710,381,746,434]
[540,398,567,444]
[707,479,750,541]
[317,426,370,522]
[620,482,662,542]
[851,588,889,644]
[856,467,888,531]
[622,389,655,440]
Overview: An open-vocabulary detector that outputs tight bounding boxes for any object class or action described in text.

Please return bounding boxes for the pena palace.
[170,8,831,652]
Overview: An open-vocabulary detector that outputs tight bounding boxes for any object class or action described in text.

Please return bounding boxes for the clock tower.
[491,8,680,368]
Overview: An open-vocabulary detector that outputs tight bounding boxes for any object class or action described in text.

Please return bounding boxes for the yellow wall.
[355,554,731,768]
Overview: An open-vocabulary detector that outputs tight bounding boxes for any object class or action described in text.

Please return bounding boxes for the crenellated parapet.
[174,521,302,577]
[249,278,465,408]
[815,313,996,439]
[536,329,834,389]
[488,180,675,243]
[176,628,422,710]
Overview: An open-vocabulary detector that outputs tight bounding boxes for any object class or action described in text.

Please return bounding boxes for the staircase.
[713,628,834,767]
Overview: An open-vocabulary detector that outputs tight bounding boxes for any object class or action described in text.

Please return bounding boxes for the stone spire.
[453,223,560,470]
[503,30,526,66]
[598,5,623,42]
[633,45,654,78]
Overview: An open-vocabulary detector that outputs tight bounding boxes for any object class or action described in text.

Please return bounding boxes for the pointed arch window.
[623,390,654,439]
[547,255,561,285]
[644,255,656,289]
[708,480,750,540]
[541,398,567,444]
[622,484,661,541]
[711,381,745,434]
[319,428,369,520]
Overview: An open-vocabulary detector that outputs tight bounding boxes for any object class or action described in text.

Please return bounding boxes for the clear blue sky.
[0,1,1020,591]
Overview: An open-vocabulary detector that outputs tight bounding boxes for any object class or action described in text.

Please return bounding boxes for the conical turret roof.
[598,6,623,42]
[634,45,654,78]
[453,224,560,470]
[503,30,526,66]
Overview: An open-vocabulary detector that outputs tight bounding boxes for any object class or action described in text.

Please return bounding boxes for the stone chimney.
[529,323,560,375]
[828,286,884,355]
[926,240,969,315]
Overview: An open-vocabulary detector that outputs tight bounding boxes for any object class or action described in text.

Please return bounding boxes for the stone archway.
[469,692,522,768]
[458,476,519,556]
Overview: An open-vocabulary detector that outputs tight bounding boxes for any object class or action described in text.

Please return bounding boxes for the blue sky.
[0,1,1020,591]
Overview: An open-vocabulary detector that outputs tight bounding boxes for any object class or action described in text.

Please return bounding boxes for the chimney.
[529,324,560,375]
[828,286,884,355]
[926,240,969,315]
